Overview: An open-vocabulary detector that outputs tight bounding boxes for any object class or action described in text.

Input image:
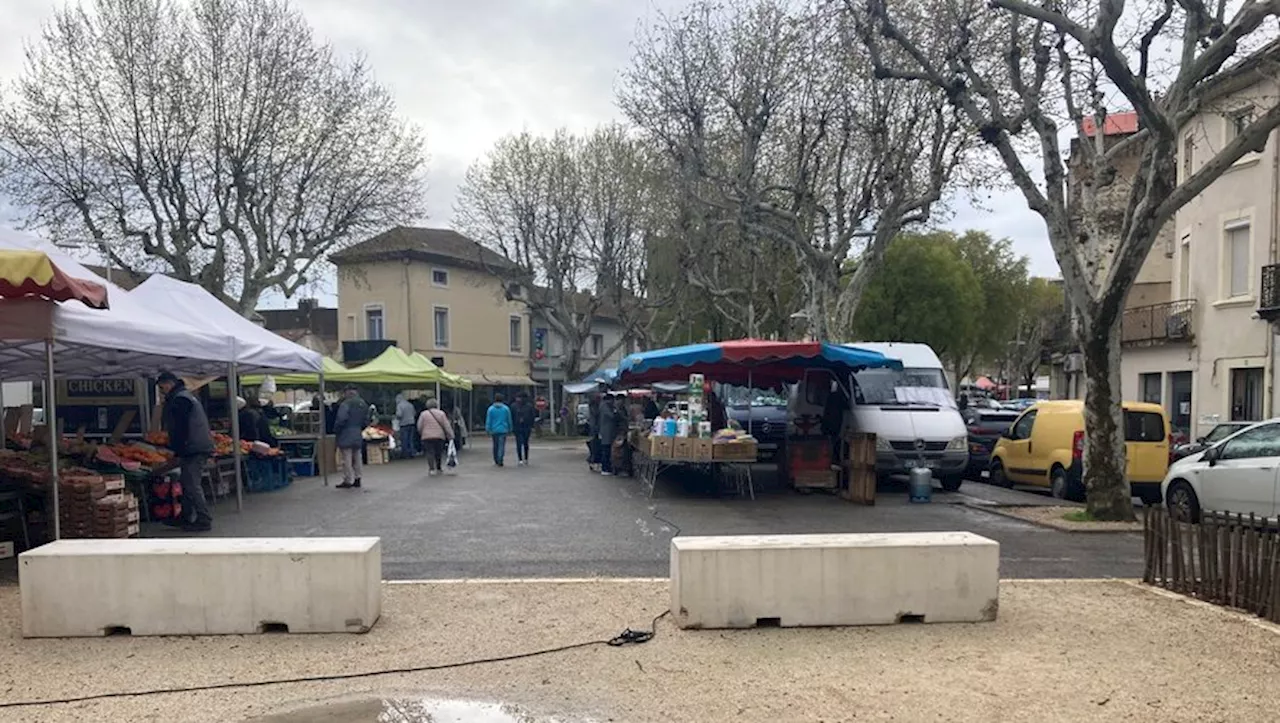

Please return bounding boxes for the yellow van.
[989,400,1169,504]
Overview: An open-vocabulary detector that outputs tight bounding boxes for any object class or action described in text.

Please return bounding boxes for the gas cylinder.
[908,467,933,503]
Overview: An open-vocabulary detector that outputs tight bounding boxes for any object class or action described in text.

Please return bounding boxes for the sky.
[0,0,1059,307]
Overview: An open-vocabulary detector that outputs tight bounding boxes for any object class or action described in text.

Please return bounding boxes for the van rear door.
[1124,410,1169,482]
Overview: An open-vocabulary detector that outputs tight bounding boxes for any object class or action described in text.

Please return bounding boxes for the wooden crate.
[841,433,877,505]
[713,440,758,461]
[672,438,694,461]
[692,438,714,463]
[793,469,838,489]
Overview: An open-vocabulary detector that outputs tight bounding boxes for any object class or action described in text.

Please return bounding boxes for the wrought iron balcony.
[1260,264,1280,321]
[1121,299,1196,346]
[342,339,396,365]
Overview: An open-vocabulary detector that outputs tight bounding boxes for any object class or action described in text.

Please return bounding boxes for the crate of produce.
[692,438,714,463]
[672,437,694,461]
[713,440,758,461]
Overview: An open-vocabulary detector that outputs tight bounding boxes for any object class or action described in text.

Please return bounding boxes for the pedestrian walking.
[586,395,601,471]
[511,392,537,465]
[598,395,618,476]
[154,371,215,532]
[416,398,454,475]
[395,393,417,459]
[485,393,514,467]
[334,385,370,489]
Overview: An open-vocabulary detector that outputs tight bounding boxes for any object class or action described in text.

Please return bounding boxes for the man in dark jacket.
[156,371,215,532]
[511,392,537,466]
[598,395,618,476]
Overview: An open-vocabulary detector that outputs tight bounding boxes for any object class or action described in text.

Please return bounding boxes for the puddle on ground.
[247,697,586,723]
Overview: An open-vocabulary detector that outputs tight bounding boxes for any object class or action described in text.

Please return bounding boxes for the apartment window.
[431,269,449,287]
[1225,222,1251,298]
[1226,107,1253,143]
[1177,233,1191,299]
[433,306,450,348]
[509,315,523,353]
[1230,367,1264,421]
[1182,134,1195,181]
[508,283,523,298]
[587,333,604,358]
[1139,373,1162,405]
[364,306,384,340]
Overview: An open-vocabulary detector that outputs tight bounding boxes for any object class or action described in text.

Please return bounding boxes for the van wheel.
[989,460,1012,488]
[1050,466,1069,500]
[939,476,963,492]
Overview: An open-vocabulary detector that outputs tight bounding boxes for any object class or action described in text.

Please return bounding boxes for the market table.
[630,439,756,500]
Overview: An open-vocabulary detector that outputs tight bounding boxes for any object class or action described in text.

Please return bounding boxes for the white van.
[789,342,968,490]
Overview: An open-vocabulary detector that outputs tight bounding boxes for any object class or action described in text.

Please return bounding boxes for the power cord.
[0,610,671,710]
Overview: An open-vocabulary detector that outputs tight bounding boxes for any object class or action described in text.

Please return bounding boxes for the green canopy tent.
[242,356,350,388]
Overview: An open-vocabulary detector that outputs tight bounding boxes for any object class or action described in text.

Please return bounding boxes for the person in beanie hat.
[334,384,370,488]
[154,371,215,532]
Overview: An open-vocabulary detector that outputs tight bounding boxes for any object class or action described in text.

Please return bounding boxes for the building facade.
[1120,69,1280,438]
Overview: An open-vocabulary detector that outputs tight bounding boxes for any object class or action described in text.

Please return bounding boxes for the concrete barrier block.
[670,531,998,629]
[19,537,381,637]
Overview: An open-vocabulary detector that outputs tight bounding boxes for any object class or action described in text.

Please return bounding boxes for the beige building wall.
[336,259,531,378]
[1121,79,1280,437]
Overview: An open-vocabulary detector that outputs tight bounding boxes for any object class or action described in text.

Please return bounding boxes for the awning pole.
[137,376,150,432]
[747,369,754,432]
[45,340,60,540]
[228,364,243,512]
[319,371,328,486]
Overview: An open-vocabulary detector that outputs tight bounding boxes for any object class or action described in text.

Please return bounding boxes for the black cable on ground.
[0,610,671,710]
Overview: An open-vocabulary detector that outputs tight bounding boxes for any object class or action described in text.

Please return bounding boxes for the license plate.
[922,460,938,469]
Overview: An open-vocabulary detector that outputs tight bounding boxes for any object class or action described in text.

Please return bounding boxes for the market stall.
[615,340,900,499]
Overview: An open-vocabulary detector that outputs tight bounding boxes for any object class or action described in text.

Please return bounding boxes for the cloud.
[0,0,1062,300]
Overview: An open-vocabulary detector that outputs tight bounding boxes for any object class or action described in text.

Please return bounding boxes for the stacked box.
[712,440,759,461]
[692,438,714,462]
[672,438,694,460]
[58,474,140,539]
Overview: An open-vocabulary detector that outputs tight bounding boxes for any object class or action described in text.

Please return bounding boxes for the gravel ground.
[0,579,1277,722]
[992,505,1146,532]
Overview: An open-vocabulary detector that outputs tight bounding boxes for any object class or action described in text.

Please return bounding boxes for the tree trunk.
[1081,319,1134,521]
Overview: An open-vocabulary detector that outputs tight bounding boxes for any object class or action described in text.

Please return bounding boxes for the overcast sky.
[0,0,1059,306]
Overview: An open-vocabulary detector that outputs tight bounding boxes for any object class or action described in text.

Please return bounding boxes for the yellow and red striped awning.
[0,250,109,309]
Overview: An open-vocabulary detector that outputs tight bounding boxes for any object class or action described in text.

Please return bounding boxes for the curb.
[962,501,1143,534]
[1122,580,1280,637]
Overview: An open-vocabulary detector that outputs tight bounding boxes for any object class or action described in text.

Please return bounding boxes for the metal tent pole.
[45,340,60,540]
[319,371,328,486]
[228,364,243,512]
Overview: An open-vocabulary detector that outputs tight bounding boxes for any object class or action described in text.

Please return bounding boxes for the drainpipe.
[403,256,414,351]
[1264,131,1279,418]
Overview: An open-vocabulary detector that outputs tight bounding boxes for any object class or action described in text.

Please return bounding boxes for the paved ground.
[2,580,1278,722]
[160,440,1143,580]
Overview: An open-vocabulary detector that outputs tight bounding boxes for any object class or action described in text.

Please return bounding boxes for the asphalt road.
[176,440,1143,580]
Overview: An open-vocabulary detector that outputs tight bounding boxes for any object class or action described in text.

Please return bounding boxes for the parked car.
[1002,398,1038,412]
[1169,421,1256,462]
[1162,419,1280,523]
[990,400,1169,504]
[727,395,787,461]
[961,406,1020,481]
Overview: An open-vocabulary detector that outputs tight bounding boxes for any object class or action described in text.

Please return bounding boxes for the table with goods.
[629,373,760,499]
[0,425,290,549]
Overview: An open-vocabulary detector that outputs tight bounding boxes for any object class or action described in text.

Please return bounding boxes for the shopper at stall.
[416,398,455,475]
[395,394,418,459]
[586,395,601,471]
[334,385,370,489]
[598,395,618,476]
[511,392,537,465]
[155,371,215,532]
[485,393,513,466]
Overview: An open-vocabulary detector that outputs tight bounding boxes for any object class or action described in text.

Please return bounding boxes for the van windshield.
[853,367,951,407]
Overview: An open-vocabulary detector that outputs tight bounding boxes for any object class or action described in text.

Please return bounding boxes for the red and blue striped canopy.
[616,339,901,387]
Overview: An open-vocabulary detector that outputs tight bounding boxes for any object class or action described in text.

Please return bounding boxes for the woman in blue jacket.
[484,393,514,467]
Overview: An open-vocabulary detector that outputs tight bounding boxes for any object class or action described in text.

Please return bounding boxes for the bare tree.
[618,0,972,339]
[860,0,1280,519]
[456,125,669,379]
[0,0,426,312]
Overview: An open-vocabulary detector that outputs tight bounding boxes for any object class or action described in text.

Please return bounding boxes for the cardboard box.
[672,437,694,460]
[692,438,714,463]
[650,436,674,459]
[712,440,758,461]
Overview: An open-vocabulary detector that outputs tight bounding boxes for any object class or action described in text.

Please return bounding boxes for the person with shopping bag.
[416,398,455,476]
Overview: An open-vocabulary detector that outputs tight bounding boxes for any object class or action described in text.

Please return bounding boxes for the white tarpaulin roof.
[0,231,238,381]
[131,276,322,374]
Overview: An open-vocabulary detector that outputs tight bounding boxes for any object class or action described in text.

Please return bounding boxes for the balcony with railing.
[1260,264,1280,322]
[342,339,396,365]
[1121,299,1196,346]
